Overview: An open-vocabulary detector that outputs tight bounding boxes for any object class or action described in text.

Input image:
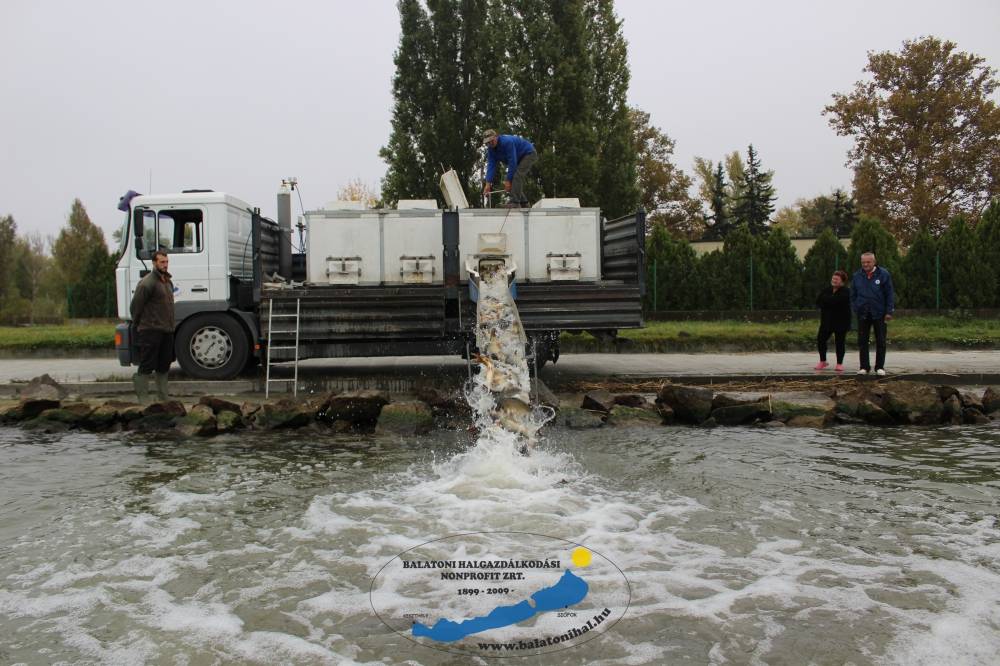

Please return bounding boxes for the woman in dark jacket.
[815,270,852,371]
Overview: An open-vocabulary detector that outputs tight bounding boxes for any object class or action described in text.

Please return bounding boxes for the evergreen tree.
[977,200,1000,307]
[379,0,434,205]
[72,245,116,317]
[753,228,802,309]
[704,162,730,239]
[587,0,638,219]
[938,216,992,309]
[644,223,698,311]
[380,0,502,206]
[847,215,901,278]
[829,189,859,237]
[900,226,939,309]
[52,200,108,284]
[721,224,756,309]
[730,145,776,235]
[0,215,16,309]
[801,227,848,306]
[508,0,599,205]
[691,250,731,311]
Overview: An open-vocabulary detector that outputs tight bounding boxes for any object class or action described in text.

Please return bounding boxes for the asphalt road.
[1,351,998,385]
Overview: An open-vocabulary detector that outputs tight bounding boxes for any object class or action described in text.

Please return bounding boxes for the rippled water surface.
[1,422,999,665]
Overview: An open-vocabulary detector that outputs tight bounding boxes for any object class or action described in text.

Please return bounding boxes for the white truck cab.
[116,191,263,379]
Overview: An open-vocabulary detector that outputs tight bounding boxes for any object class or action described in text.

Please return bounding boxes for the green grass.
[0,322,116,351]
[562,316,1000,352]
[1,316,998,353]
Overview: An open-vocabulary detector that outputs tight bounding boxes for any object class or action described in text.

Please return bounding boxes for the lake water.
[1,422,998,665]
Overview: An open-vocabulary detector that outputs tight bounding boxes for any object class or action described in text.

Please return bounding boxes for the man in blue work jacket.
[850,251,896,376]
[482,129,538,207]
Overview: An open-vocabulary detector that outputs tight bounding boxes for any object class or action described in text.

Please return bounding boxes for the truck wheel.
[175,313,249,380]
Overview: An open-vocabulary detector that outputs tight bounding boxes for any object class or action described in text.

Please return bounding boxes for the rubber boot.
[133,373,151,404]
[154,372,170,402]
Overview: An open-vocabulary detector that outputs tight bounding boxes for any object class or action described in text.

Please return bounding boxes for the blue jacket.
[851,265,895,318]
[485,134,535,182]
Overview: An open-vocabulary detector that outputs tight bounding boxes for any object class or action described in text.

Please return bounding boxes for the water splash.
[465,267,553,455]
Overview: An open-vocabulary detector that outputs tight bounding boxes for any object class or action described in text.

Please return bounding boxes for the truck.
[113,180,645,381]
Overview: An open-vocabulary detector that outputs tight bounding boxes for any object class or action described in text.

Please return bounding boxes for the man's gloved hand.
[503,180,512,192]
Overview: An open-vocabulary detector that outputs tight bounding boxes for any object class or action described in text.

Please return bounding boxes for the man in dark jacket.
[482,129,538,207]
[130,251,176,402]
[850,251,895,376]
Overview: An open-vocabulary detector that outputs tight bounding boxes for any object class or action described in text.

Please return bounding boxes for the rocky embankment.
[2,375,998,438]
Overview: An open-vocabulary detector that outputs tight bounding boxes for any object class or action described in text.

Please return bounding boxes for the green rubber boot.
[133,373,151,404]
[154,372,169,402]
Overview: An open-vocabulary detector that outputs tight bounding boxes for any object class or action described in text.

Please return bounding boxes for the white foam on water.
[151,487,235,514]
[119,513,200,548]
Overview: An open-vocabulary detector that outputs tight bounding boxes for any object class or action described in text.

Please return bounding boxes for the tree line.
[0,200,117,323]
[381,4,999,246]
[645,202,1000,312]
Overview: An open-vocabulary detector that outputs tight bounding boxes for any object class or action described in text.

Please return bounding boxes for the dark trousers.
[137,329,175,375]
[817,327,846,363]
[510,151,538,205]
[857,315,887,371]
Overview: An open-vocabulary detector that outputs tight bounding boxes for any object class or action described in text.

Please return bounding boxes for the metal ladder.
[265,298,301,398]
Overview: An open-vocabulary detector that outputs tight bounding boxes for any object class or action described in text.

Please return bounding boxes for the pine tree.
[900,226,939,309]
[801,227,849,306]
[938,216,992,309]
[829,189,859,237]
[52,199,110,317]
[703,163,730,239]
[730,145,776,235]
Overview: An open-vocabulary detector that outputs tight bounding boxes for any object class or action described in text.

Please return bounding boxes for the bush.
[938,216,992,309]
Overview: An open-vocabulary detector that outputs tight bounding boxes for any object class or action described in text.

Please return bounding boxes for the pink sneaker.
[834,364,844,372]
[814,361,829,371]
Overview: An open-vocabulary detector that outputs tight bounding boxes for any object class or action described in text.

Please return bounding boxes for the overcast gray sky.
[2,0,998,244]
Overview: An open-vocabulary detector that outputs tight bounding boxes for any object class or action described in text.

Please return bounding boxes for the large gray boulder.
[176,404,217,437]
[19,374,67,401]
[198,396,242,415]
[317,390,389,427]
[253,398,314,429]
[982,387,1000,414]
[143,401,187,418]
[557,406,605,429]
[657,384,714,424]
[377,401,434,435]
[942,395,964,425]
[710,402,772,426]
[882,381,944,425]
[15,398,62,421]
[606,405,661,426]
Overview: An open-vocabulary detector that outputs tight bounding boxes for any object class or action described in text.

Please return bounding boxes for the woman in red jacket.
[814,270,852,372]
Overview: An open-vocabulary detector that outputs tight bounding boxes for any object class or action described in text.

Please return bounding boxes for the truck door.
[134,207,211,302]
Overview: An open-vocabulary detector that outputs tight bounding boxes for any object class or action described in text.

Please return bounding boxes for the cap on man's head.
[482,129,497,145]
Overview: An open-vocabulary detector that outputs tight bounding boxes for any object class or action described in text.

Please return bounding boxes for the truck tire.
[175,313,249,380]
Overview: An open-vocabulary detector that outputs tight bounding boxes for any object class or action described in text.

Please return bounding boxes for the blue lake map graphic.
[412,570,589,642]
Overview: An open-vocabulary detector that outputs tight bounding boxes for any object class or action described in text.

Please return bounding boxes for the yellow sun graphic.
[571,547,592,567]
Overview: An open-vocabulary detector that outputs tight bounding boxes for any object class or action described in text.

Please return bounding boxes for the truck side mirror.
[134,208,145,237]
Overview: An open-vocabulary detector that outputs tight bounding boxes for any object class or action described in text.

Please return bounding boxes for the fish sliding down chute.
[465,234,548,455]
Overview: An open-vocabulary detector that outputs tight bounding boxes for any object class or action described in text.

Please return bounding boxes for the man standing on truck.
[482,129,538,208]
[130,250,176,402]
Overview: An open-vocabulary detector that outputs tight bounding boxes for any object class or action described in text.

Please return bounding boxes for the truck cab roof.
[131,191,253,210]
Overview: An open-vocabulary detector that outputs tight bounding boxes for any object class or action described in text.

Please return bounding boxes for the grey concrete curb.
[3,372,997,400]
